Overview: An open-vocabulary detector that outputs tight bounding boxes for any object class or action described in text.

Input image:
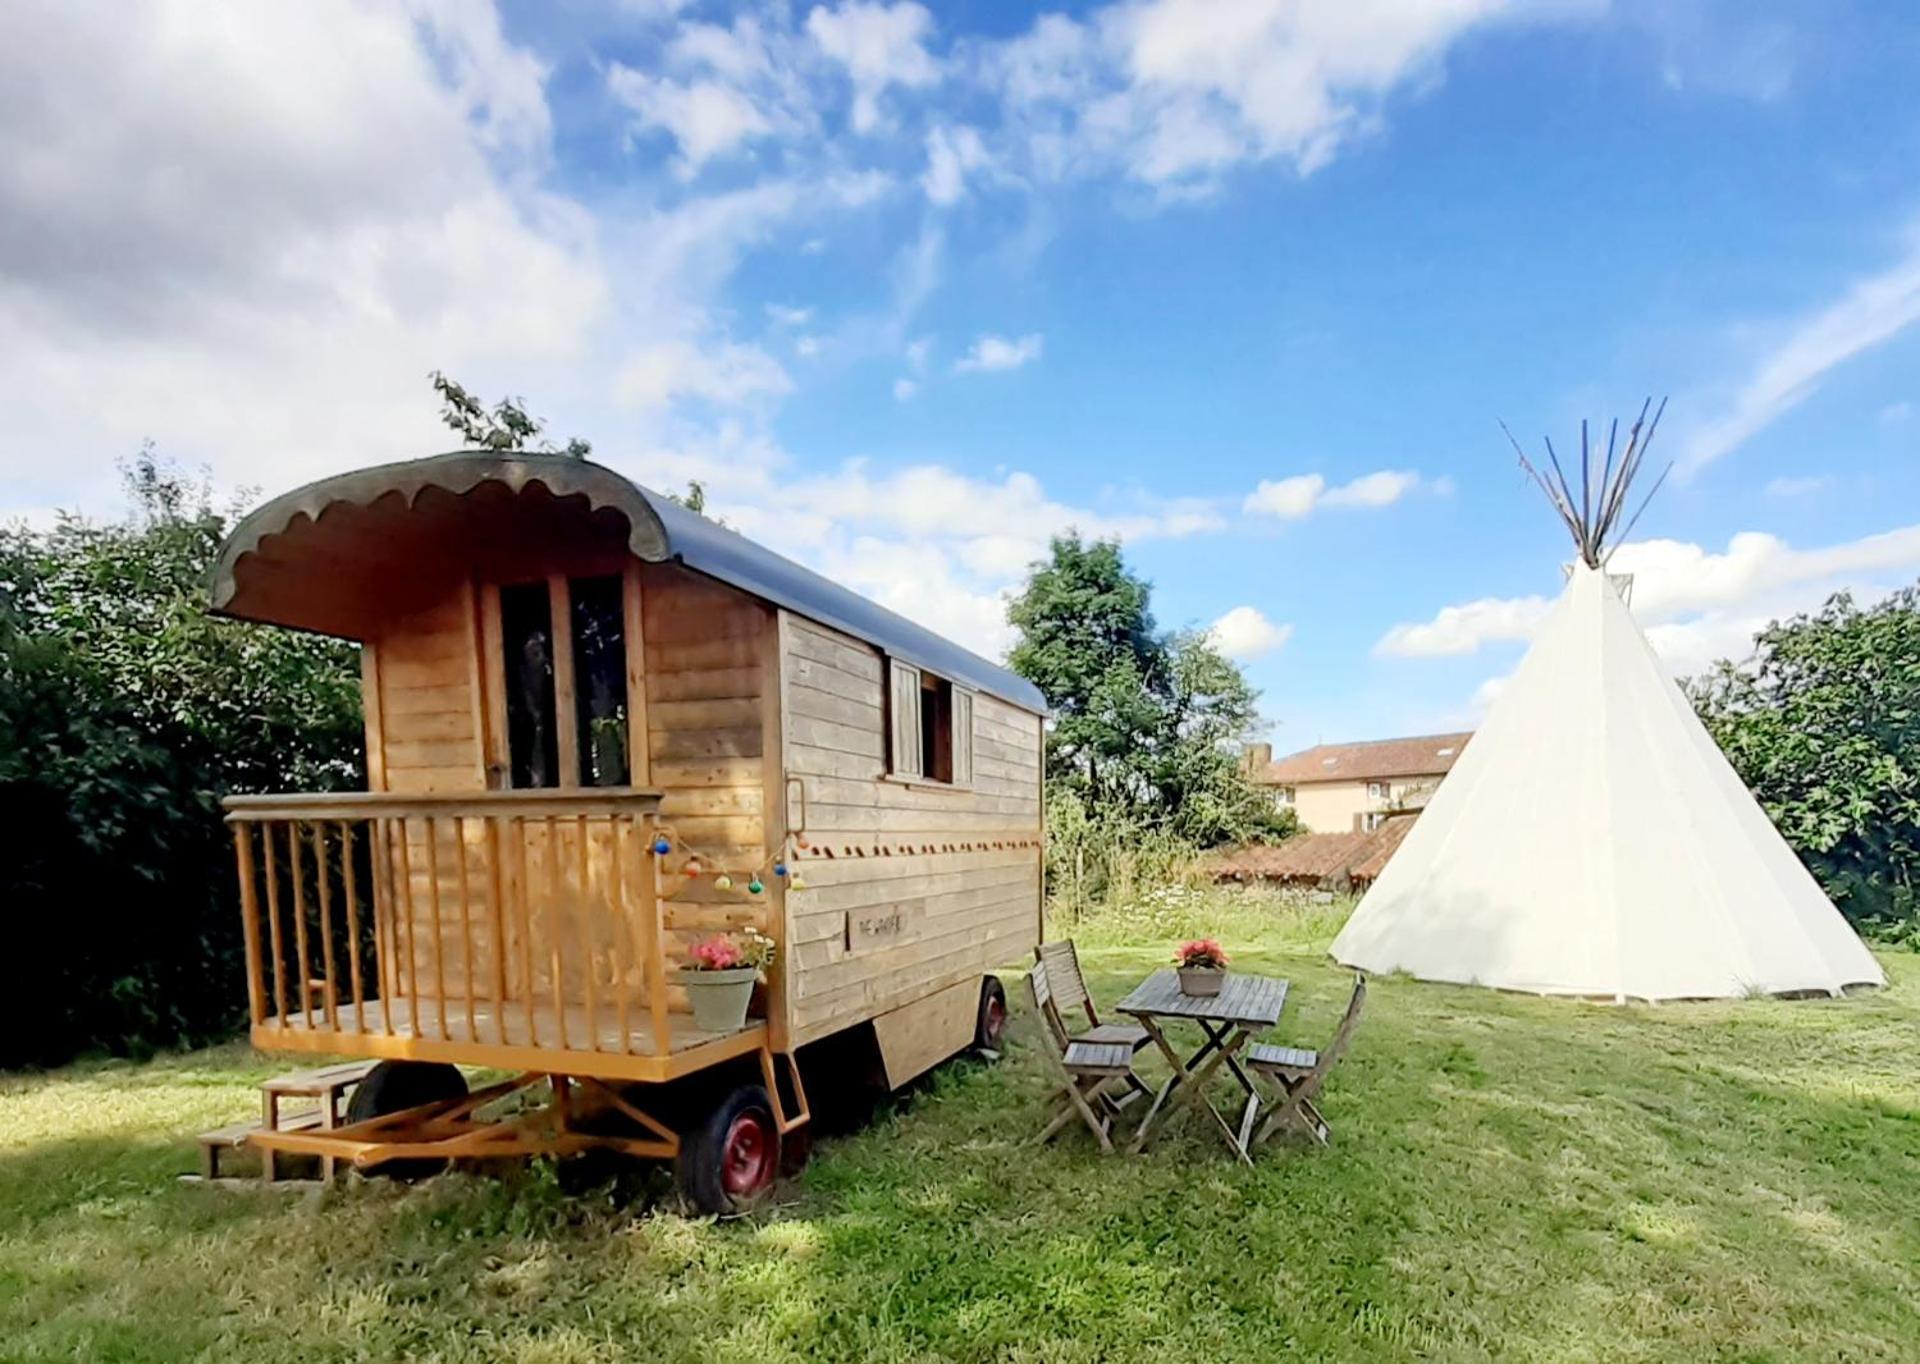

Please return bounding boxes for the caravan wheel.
[676,1083,780,1215]
[345,1060,467,1180]
[973,976,1008,1056]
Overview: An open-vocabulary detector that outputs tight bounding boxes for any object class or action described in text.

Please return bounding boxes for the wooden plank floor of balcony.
[272,999,742,1057]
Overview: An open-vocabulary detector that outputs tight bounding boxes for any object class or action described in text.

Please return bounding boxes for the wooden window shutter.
[951,688,974,788]
[889,658,923,777]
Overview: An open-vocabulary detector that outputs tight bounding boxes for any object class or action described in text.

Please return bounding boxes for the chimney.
[1242,742,1273,776]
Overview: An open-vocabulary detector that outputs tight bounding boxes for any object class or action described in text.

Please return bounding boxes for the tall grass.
[1061,881,1354,955]
[1042,787,1347,953]
[1042,788,1204,927]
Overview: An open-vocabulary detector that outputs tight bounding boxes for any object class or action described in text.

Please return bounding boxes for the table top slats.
[1116,970,1287,1027]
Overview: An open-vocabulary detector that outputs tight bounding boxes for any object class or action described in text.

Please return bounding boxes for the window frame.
[482,565,647,792]
[886,656,974,790]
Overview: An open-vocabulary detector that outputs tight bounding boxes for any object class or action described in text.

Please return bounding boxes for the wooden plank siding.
[779,613,1043,1047]
[359,566,786,1025]
[342,558,1038,1060]
[641,563,778,963]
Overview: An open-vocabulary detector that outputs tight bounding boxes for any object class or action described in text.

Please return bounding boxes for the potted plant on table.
[1175,938,1230,997]
[681,928,775,1033]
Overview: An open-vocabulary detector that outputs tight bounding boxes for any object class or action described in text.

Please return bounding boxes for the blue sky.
[4,1,1920,750]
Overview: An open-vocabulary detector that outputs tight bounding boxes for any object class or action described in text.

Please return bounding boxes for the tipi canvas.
[1331,408,1884,1000]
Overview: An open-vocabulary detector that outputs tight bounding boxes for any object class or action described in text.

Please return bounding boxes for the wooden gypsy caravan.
[207,451,1046,1210]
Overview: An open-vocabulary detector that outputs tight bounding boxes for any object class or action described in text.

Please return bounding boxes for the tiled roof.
[1206,814,1419,887]
[1350,814,1418,882]
[1257,731,1472,785]
[1206,832,1371,884]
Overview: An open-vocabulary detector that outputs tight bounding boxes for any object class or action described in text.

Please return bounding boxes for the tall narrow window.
[500,581,558,789]
[570,574,629,787]
[920,672,953,784]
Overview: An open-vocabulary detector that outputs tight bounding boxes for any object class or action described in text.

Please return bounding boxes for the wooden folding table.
[1116,969,1288,1165]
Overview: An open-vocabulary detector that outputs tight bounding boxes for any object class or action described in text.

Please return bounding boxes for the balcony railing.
[223,789,746,1072]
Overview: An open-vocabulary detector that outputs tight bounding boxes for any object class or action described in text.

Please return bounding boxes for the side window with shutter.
[889,658,923,778]
[951,688,974,788]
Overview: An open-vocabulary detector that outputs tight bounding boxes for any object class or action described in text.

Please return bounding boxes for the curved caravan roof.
[210,451,1047,714]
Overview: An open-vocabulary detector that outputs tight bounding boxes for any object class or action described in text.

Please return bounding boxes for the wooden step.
[195,1111,325,1180]
[259,1060,379,1097]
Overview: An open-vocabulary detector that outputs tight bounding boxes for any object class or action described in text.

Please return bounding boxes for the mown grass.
[3,894,1917,1362]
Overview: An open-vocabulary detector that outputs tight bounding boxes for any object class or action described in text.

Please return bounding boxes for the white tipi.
[1331,408,1884,1000]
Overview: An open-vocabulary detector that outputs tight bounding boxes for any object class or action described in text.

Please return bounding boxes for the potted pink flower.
[1175,939,1230,997]
[681,928,775,1033]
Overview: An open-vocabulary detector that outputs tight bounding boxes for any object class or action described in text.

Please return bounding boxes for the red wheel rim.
[984,994,1007,1046]
[721,1109,775,1197]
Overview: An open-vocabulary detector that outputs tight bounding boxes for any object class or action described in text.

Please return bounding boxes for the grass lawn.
[3,896,1917,1363]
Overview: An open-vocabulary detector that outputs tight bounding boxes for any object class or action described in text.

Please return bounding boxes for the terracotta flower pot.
[681,967,760,1033]
[1178,965,1225,997]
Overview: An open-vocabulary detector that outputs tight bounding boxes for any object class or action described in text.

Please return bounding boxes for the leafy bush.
[0,456,361,1065]
[1690,584,1920,940]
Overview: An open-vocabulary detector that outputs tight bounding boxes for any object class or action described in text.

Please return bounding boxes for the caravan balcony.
[225,789,769,1084]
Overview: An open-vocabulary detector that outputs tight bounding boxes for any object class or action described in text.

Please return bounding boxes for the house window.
[500,573,630,789]
[569,575,629,788]
[1361,812,1385,832]
[889,658,972,786]
[1274,786,1295,808]
[501,582,559,789]
[1368,781,1389,800]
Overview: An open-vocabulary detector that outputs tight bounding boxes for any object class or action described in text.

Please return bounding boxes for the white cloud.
[1243,469,1435,519]
[1373,594,1552,657]
[806,1,941,134]
[1321,469,1422,509]
[1469,673,1511,712]
[1882,400,1913,425]
[1209,606,1293,659]
[0,0,604,506]
[1763,474,1832,498]
[893,377,918,401]
[921,123,990,204]
[607,13,817,174]
[1679,232,1920,474]
[991,0,1527,191]
[766,302,813,326]
[953,332,1043,373]
[698,457,1225,659]
[608,68,773,173]
[1374,523,1920,673]
[615,339,793,409]
[1243,474,1325,519]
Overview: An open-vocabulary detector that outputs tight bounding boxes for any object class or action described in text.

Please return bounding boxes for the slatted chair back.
[1035,940,1099,1027]
[1251,973,1367,1150]
[1027,961,1073,1053]
[1315,973,1367,1079]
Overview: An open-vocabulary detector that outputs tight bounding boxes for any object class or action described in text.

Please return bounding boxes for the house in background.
[1243,732,1473,834]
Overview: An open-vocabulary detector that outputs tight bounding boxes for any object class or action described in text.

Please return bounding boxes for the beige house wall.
[1285,777,1442,833]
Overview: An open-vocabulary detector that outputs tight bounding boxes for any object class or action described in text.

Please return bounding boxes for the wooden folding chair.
[1245,973,1366,1149]
[1035,940,1152,1065]
[1030,961,1145,1153]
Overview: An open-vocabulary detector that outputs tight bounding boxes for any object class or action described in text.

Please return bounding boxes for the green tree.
[430,371,591,457]
[1007,532,1287,845]
[1690,584,1920,939]
[0,452,362,1064]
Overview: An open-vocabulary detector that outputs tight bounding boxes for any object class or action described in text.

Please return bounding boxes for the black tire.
[973,975,1009,1057]
[675,1083,780,1216]
[344,1060,467,1180]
